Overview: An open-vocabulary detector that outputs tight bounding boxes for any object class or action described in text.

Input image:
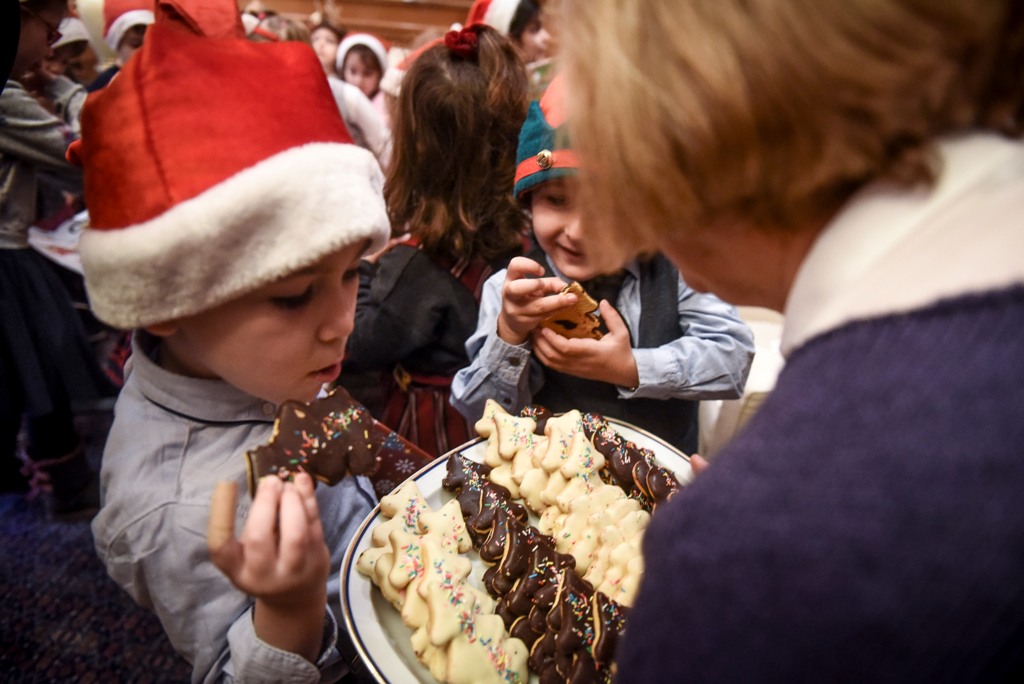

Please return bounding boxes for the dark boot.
[22,444,100,521]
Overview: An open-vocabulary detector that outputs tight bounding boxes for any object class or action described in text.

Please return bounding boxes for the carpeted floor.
[0,412,191,683]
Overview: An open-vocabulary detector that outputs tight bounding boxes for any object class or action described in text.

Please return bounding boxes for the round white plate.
[340,419,691,684]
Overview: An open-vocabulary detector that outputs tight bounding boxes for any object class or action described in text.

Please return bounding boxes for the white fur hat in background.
[67,0,390,330]
[336,32,389,74]
[102,0,155,52]
[52,17,92,50]
[465,0,520,35]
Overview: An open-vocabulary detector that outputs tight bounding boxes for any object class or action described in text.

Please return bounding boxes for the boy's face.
[150,242,367,405]
[530,176,599,281]
[343,53,382,100]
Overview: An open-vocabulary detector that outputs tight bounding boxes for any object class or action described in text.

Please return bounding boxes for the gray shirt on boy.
[92,333,375,683]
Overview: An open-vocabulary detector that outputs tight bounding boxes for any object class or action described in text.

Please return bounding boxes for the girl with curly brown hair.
[343,24,528,463]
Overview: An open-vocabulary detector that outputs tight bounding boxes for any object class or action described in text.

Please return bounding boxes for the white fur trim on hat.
[53,17,91,49]
[105,9,154,51]
[336,33,389,75]
[79,143,389,329]
[240,13,259,36]
[483,0,519,35]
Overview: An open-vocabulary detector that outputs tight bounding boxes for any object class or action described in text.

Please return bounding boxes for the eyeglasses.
[21,7,63,47]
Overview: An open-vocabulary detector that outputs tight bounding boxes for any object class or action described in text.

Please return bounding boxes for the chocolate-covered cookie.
[591,591,628,669]
[583,410,682,511]
[540,281,603,340]
[244,388,381,494]
[441,454,528,544]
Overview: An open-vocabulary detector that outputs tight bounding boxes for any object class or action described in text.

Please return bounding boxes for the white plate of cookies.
[340,401,692,684]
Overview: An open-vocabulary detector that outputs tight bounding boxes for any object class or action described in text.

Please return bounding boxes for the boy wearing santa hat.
[74,0,389,680]
[86,0,153,91]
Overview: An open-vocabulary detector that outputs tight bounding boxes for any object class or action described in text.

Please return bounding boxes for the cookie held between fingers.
[540,281,603,340]
[208,481,238,551]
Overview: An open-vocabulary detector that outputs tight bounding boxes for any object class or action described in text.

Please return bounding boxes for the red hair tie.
[444,27,479,60]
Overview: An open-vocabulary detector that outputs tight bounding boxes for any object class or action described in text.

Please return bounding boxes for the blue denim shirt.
[92,334,375,683]
[450,258,755,421]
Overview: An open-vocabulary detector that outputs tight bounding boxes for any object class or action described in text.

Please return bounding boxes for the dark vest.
[529,250,699,454]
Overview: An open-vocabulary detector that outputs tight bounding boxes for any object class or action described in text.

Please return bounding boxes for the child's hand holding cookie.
[497,257,579,345]
[532,300,641,388]
[208,473,330,662]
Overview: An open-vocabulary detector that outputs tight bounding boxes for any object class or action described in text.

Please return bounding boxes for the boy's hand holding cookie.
[532,300,641,388]
[497,257,579,345]
[208,473,330,662]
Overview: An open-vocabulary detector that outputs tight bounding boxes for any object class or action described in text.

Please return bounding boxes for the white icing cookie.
[475,398,539,466]
[474,404,656,606]
[372,480,429,547]
[358,471,527,683]
[419,498,473,554]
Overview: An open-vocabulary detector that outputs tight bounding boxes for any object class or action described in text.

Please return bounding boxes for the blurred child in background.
[309,20,344,77]
[465,0,551,65]
[336,32,390,127]
[43,17,98,84]
[2,0,106,518]
[86,0,153,92]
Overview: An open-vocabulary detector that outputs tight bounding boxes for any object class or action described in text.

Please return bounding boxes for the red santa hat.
[336,32,389,75]
[465,0,520,35]
[102,0,155,52]
[67,0,389,330]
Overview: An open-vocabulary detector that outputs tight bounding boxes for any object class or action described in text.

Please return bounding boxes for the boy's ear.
[145,322,179,337]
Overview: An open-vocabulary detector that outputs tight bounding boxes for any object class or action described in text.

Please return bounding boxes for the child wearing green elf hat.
[451,73,756,454]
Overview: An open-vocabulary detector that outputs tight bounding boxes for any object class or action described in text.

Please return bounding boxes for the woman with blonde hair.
[558,0,1024,679]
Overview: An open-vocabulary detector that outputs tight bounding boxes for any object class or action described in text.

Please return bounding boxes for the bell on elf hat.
[513,73,578,199]
[67,0,389,330]
[465,0,520,35]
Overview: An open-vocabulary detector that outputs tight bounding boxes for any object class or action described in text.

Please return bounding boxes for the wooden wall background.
[261,0,474,47]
